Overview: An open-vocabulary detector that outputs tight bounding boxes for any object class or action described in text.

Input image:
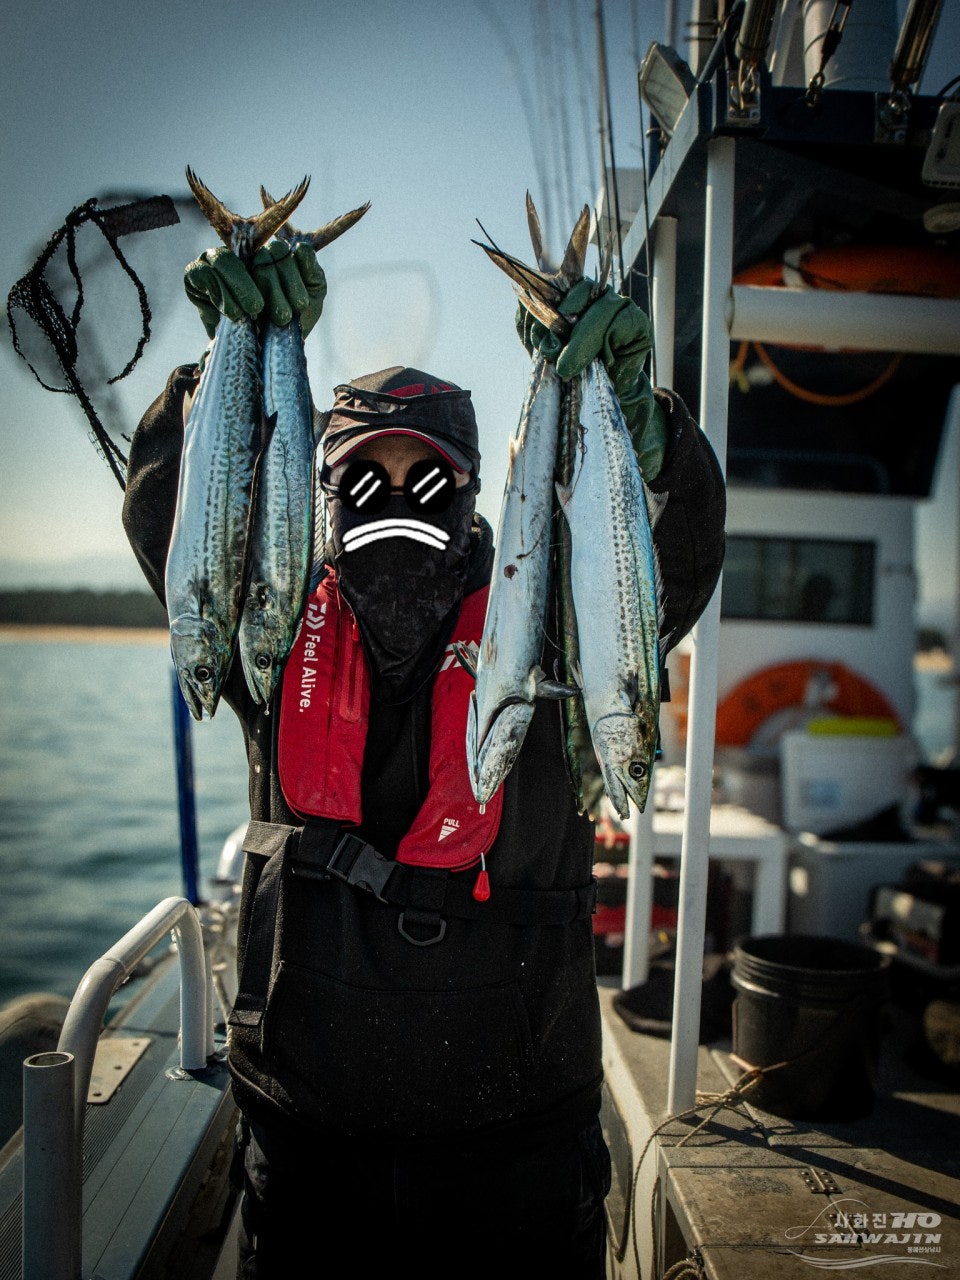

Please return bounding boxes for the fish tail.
[185,168,310,253]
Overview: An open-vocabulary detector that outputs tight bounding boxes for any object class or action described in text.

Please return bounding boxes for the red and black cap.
[319,366,481,475]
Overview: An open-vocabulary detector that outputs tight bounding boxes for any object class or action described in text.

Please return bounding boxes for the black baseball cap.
[320,366,481,474]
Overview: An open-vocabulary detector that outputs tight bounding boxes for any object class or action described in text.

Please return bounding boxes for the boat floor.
[599,979,960,1278]
[0,951,240,1280]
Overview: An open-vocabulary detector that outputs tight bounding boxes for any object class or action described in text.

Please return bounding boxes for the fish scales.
[237,312,315,703]
[467,354,563,803]
[559,360,661,817]
[236,189,370,703]
[167,172,310,718]
[166,314,263,719]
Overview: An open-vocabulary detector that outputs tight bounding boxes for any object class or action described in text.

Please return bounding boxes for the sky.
[0,0,957,626]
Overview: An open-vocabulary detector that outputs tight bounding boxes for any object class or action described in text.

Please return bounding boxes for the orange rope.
[749,342,903,407]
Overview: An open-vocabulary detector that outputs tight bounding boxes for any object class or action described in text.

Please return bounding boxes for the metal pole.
[652,217,678,388]
[667,136,733,1117]
[171,665,201,905]
[622,215,680,992]
[729,285,960,355]
[22,1051,80,1280]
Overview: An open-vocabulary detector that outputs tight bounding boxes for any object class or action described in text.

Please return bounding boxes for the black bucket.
[731,934,890,1122]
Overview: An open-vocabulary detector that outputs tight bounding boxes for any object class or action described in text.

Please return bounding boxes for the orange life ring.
[731,244,960,405]
[735,245,960,299]
[715,660,901,749]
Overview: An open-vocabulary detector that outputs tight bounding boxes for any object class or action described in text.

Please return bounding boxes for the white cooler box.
[779,729,916,835]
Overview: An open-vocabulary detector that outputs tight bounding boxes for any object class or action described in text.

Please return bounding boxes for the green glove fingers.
[249,242,327,336]
[183,241,327,341]
[620,372,670,482]
[513,279,668,481]
[555,285,652,380]
[251,243,294,326]
[184,246,265,339]
[292,243,327,338]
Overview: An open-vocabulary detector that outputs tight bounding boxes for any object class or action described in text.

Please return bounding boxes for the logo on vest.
[299,601,328,711]
[438,818,460,841]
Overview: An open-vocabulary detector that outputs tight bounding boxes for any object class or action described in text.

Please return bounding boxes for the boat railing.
[21,895,216,1280]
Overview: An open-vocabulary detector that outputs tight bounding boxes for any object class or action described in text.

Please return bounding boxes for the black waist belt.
[242,819,597,927]
[229,819,597,1032]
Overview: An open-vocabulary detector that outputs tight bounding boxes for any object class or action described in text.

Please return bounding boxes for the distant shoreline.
[0,625,169,645]
[0,626,954,673]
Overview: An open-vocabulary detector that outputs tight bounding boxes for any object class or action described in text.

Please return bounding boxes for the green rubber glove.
[516,281,669,481]
[184,241,327,340]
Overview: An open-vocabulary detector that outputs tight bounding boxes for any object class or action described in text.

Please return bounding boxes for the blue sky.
[0,0,957,627]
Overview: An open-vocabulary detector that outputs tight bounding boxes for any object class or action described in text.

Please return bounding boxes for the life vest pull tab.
[472,852,491,903]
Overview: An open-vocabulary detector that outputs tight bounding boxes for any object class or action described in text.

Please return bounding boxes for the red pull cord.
[472,852,491,902]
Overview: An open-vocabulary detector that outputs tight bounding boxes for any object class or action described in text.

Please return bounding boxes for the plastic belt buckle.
[325,832,394,903]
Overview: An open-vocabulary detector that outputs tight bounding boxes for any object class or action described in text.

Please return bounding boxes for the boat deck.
[599,980,960,1278]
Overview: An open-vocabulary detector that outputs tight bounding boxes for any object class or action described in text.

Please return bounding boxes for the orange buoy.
[715,660,900,749]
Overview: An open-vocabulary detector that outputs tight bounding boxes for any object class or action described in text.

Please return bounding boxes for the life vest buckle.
[323,831,394,903]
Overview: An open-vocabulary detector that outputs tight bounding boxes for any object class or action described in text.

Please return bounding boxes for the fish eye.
[628,761,647,780]
[193,665,213,684]
[255,654,272,671]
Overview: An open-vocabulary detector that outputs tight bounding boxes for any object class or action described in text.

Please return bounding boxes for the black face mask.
[330,486,476,703]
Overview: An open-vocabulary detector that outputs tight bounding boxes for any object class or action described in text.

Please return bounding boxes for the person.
[122,232,725,1279]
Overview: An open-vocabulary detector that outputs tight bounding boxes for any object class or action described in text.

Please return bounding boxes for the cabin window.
[721,536,875,624]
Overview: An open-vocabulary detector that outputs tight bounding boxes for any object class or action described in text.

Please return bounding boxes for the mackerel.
[465,200,595,803]
[237,192,370,703]
[557,360,662,817]
[466,354,565,803]
[165,169,308,719]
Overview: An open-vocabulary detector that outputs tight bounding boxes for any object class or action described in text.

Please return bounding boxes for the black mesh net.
[6,195,180,490]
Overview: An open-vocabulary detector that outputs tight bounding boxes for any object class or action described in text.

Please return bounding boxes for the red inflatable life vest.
[278,572,503,872]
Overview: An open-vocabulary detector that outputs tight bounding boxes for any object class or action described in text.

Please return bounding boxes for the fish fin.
[517,287,570,337]
[186,168,241,246]
[526,191,552,273]
[474,239,561,303]
[555,479,573,514]
[533,666,579,699]
[261,187,370,250]
[253,178,311,249]
[558,205,591,289]
[594,246,612,296]
[187,170,310,253]
[571,659,584,690]
[453,640,479,679]
[308,202,371,250]
[643,481,668,529]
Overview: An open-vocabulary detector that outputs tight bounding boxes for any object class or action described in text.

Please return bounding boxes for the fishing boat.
[590,0,960,1274]
[2,0,960,1277]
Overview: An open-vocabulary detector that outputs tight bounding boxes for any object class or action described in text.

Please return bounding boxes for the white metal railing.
[21,896,214,1280]
[729,285,960,356]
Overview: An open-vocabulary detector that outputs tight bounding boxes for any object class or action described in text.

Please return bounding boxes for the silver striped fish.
[165,169,308,719]
[237,191,370,703]
[475,194,661,817]
[557,359,662,817]
[466,354,565,803]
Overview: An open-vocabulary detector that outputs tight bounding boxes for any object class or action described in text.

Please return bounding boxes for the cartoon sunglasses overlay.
[329,457,463,552]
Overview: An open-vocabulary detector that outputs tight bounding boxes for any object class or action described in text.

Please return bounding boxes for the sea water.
[0,636,248,1005]
[0,635,955,1008]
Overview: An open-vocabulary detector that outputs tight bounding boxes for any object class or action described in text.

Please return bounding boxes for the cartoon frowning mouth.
[341,519,451,553]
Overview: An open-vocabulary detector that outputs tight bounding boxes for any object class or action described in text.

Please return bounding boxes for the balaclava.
[319,367,481,703]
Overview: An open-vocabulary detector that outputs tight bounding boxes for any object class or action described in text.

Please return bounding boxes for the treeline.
[0,589,167,629]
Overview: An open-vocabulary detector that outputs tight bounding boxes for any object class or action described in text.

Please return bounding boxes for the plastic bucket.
[731,934,890,1121]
